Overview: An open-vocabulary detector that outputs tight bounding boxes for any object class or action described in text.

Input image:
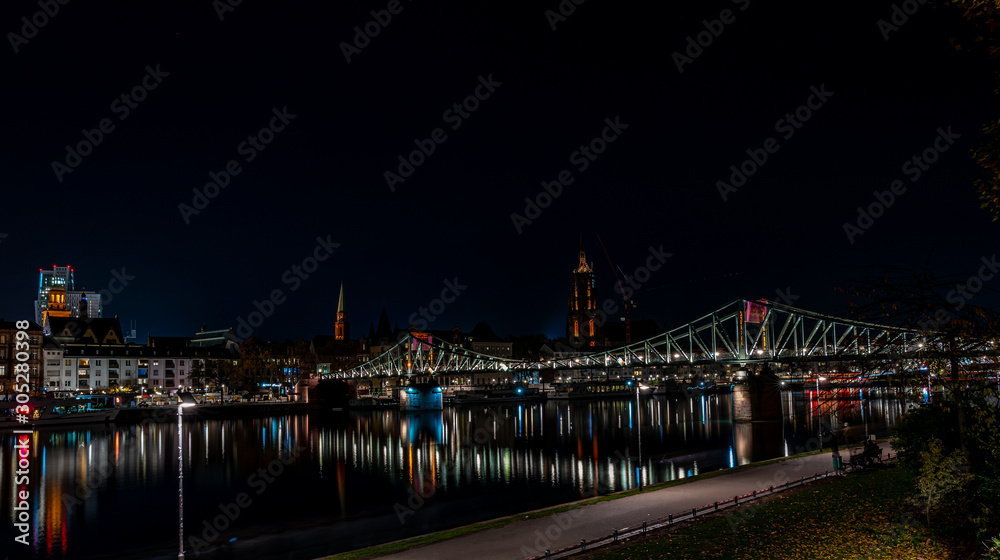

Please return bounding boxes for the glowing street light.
[177,393,198,559]
[815,376,827,445]
[632,382,651,490]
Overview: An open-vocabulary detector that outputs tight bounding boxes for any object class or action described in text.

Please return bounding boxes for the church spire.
[575,234,592,273]
[335,282,349,340]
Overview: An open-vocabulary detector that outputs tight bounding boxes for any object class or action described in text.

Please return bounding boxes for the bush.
[890,404,959,470]
[912,437,973,526]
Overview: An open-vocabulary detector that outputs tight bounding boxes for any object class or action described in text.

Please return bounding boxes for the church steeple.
[335,282,349,340]
[575,234,592,273]
[568,237,598,346]
[79,291,90,320]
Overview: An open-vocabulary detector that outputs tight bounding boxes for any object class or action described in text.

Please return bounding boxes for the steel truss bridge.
[328,299,943,379]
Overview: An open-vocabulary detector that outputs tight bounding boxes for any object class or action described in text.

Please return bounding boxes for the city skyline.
[1,1,998,343]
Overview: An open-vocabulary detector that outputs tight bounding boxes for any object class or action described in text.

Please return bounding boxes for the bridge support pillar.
[732,366,781,421]
[399,382,443,412]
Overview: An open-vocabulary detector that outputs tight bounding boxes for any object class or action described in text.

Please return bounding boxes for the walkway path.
[369,443,893,560]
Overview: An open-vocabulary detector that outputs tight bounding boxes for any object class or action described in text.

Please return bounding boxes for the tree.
[235,337,278,394]
[844,264,1000,550]
[913,437,973,525]
[838,264,1000,455]
[188,358,207,389]
[943,0,1000,219]
[293,339,317,382]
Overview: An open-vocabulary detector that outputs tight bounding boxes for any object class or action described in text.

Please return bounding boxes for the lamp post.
[635,383,650,491]
[815,376,826,445]
[177,393,197,559]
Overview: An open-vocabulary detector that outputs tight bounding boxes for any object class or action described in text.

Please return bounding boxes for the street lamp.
[177,392,198,559]
[634,382,650,491]
[815,376,826,445]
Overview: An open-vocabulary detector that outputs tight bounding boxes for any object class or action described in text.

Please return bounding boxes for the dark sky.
[1,0,997,342]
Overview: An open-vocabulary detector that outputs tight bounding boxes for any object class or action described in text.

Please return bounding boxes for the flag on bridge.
[745,301,768,323]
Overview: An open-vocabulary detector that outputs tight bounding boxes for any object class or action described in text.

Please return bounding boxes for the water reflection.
[0,391,904,559]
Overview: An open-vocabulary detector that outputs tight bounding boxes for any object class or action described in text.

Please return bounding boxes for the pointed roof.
[574,235,593,274]
[367,322,376,339]
[337,282,347,314]
[470,321,500,341]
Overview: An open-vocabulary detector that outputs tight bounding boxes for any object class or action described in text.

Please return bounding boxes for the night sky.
[1,0,997,342]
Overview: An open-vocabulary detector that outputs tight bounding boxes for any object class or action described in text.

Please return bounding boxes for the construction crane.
[596,233,633,344]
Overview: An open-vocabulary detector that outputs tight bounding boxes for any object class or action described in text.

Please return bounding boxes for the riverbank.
[323,444,882,560]
[582,463,970,560]
[115,401,320,421]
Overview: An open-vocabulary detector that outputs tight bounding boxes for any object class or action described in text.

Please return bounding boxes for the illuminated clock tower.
[335,282,349,340]
[567,240,599,347]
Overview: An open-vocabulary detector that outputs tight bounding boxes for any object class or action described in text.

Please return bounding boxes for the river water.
[0,389,904,559]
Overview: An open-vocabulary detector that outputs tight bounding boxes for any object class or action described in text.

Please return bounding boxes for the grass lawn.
[592,465,962,560]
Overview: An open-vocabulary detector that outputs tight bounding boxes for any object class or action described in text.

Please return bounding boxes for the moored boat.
[0,393,120,429]
[346,396,400,410]
[548,380,633,400]
[449,386,544,405]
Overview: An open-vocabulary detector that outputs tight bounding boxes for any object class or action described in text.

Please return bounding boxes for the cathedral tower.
[567,238,599,347]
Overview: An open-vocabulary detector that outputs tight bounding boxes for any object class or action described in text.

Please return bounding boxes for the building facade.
[46,346,235,392]
[0,319,44,396]
[42,321,237,392]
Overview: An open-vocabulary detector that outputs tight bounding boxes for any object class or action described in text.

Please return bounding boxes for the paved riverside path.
[371,443,893,560]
